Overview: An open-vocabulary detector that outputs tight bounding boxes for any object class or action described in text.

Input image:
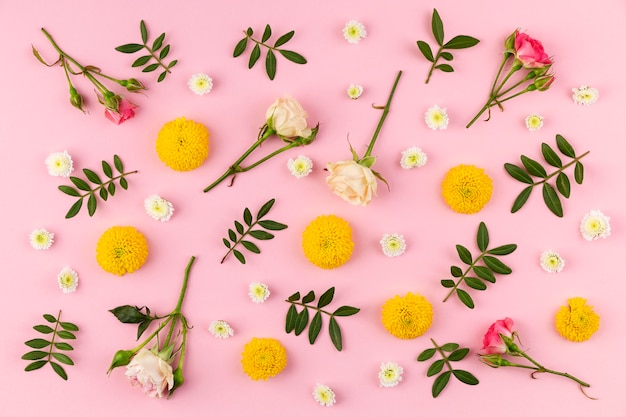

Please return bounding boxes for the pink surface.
[1,0,625,415]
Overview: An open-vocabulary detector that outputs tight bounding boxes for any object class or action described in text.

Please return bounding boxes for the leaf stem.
[425,49,442,84]
[363,70,402,159]
[286,300,335,318]
[221,218,261,263]
[75,170,138,199]
[142,43,171,73]
[47,310,63,365]
[531,151,590,186]
[442,253,486,302]
[430,338,454,372]
[246,32,278,52]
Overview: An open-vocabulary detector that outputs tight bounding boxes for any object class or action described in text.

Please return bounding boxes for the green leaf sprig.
[108,305,166,340]
[417,9,479,84]
[116,20,178,82]
[233,25,307,80]
[22,311,79,380]
[285,287,360,351]
[417,339,479,398]
[505,134,590,217]
[58,155,137,218]
[221,198,287,264]
[442,222,517,309]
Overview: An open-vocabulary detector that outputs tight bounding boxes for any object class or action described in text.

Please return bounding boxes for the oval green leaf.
[257,198,275,218]
[476,222,489,252]
[140,20,148,43]
[115,43,144,53]
[249,230,274,240]
[302,290,315,304]
[159,44,170,60]
[436,64,454,72]
[261,24,272,43]
[248,44,261,68]
[483,256,512,274]
[486,244,517,256]
[541,143,563,168]
[556,172,571,198]
[24,360,47,371]
[441,279,455,288]
[308,311,322,344]
[333,306,360,317]
[287,292,300,302]
[43,314,57,323]
[542,183,563,217]
[504,163,533,184]
[274,31,294,47]
[440,51,453,61]
[33,325,54,334]
[65,199,83,219]
[167,59,177,69]
[70,177,91,191]
[59,322,78,331]
[243,208,253,226]
[556,134,576,158]
[465,277,487,290]
[102,161,113,178]
[285,304,298,333]
[416,40,434,62]
[448,348,470,361]
[157,71,167,82]
[450,266,463,277]
[25,338,51,349]
[132,55,151,67]
[119,177,128,190]
[294,308,309,336]
[113,155,124,172]
[443,35,480,49]
[22,350,48,360]
[456,289,474,309]
[258,220,287,230]
[265,49,277,80]
[456,244,472,265]
[511,186,533,213]
[417,348,437,361]
[99,187,108,201]
[58,185,80,197]
[57,330,76,340]
[440,343,459,352]
[520,155,547,178]
[328,317,342,351]
[431,8,444,46]
[87,194,97,217]
[279,50,307,64]
[432,371,451,398]
[222,238,231,248]
[54,342,74,351]
[50,361,68,380]
[453,369,479,385]
[142,63,159,72]
[152,33,165,51]
[317,287,335,309]
[52,352,74,365]
[233,249,246,264]
[108,305,146,323]
[427,359,445,377]
[234,220,244,234]
[241,240,260,254]
[233,37,248,57]
[473,265,496,283]
[574,162,584,184]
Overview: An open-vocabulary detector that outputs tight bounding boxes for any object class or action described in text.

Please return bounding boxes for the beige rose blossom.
[125,348,174,398]
[265,95,312,139]
[326,160,377,206]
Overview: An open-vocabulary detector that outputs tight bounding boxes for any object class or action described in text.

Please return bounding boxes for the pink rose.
[105,98,137,125]
[124,348,174,398]
[326,160,377,206]
[514,31,552,69]
[479,317,515,355]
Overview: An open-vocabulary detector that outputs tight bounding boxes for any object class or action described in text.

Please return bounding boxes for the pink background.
[1,0,625,415]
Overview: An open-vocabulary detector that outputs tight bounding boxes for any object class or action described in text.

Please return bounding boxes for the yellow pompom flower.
[381,292,433,339]
[241,337,287,380]
[555,297,600,342]
[302,215,354,269]
[156,117,209,171]
[96,226,148,276]
[441,164,493,214]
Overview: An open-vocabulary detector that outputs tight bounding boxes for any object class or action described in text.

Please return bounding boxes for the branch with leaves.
[505,134,589,217]
[285,287,360,351]
[116,20,178,82]
[416,9,479,83]
[234,25,306,80]
[417,339,478,397]
[109,305,166,341]
[22,311,79,380]
[442,222,517,309]
[58,155,137,218]
[221,198,287,264]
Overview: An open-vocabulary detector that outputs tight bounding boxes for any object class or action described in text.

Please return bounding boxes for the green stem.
[489,54,510,98]
[221,218,262,263]
[425,49,442,84]
[442,253,486,302]
[287,300,335,317]
[240,141,300,172]
[164,256,196,347]
[363,70,402,158]
[76,170,138,199]
[492,89,530,106]
[430,338,454,372]
[247,32,279,52]
[495,72,535,99]
[47,310,63,364]
[532,151,590,186]
[505,358,590,388]
[142,44,171,73]
[131,316,173,353]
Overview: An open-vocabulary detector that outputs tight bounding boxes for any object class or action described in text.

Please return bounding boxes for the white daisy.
[525,114,544,131]
[57,267,78,293]
[208,320,234,339]
[539,250,565,273]
[144,195,174,221]
[343,20,366,44]
[287,155,313,178]
[572,85,599,105]
[400,146,428,169]
[580,210,611,241]
[188,73,213,95]
[312,384,336,407]
[424,105,449,130]
[347,84,363,99]
[248,282,270,303]
[29,228,54,250]
[45,150,74,177]
[380,233,406,257]
[378,362,403,388]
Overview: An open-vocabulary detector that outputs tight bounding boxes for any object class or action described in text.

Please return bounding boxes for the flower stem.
[164,256,196,347]
[505,357,590,388]
[363,70,402,159]
[240,141,300,172]
[425,50,442,84]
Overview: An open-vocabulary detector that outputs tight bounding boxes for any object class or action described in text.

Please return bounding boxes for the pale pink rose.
[514,31,552,69]
[326,160,377,206]
[124,348,174,398]
[479,317,515,355]
[266,95,312,139]
[105,98,137,125]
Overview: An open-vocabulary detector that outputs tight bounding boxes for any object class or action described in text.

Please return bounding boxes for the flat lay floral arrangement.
[4,0,624,415]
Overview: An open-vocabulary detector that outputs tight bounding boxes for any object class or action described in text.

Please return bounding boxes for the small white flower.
[57,267,78,293]
[572,85,599,105]
[312,384,336,407]
[380,233,406,257]
[287,155,313,178]
[424,105,449,130]
[144,195,174,221]
[343,20,366,44]
[525,114,544,131]
[248,282,270,303]
[45,150,74,177]
[539,250,565,273]
[29,228,54,250]
[208,320,234,339]
[400,146,428,169]
[580,210,611,241]
[188,73,213,95]
[347,84,363,99]
[378,362,403,388]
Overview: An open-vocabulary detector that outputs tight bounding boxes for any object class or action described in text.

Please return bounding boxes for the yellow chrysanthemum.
[441,164,493,214]
[156,117,209,171]
[381,292,433,339]
[302,215,354,269]
[241,337,287,380]
[555,297,600,342]
[96,226,148,276]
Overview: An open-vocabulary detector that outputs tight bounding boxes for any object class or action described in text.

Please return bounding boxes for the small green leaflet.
[417,339,478,398]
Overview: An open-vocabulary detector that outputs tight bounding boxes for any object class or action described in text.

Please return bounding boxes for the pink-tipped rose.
[124,348,174,398]
[514,31,552,69]
[479,317,515,355]
[104,98,137,125]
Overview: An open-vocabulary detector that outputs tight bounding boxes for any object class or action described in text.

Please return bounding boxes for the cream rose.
[125,348,174,398]
[326,160,378,206]
[266,95,312,139]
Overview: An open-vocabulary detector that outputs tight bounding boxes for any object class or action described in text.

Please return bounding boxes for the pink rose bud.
[104,98,137,125]
[534,74,555,91]
[514,30,552,69]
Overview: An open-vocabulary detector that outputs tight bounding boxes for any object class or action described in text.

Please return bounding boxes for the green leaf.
[59,185,80,197]
[159,44,170,60]
[453,369,479,385]
[287,292,300,302]
[265,49,277,80]
[261,24,272,43]
[456,244,472,265]
[87,194,97,217]
[167,59,177,69]
[99,187,108,201]
[25,338,51,349]
[43,314,57,323]
[257,199,275,218]
[249,230,274,240]
[285,304,298,333]
[302,290,315,304]
[308,311,322,344]
[57,330,76,340]
[137,320,152,340]
[102,161,113,178]
[440,51,453,60]
[279,50,307,64]
[234,220,244,234]
[24,360,47,371]
[233,249,246,264]
[258,220,287,230]
[248,44,261,68]
[108,182,116,196]
[333,306,360,316]
[456,289,474,309]
[113,155,124,172]
[50,361,68,380]
[465,277,487,290]
[476,222,489,252]
[511,186,533,213]
[229,228,237,242]
[115,43,144,53]
[140,20,148,44]
[432,371,451,398]
[441,279,455,288]
[65,199,83,219]
[427,359,445,377]
[21,350,48,360]
[556,134,576,158]
[157,71,167,82]
[556,172,571,198]
[574,162,584,184]
[274,31,294,47]
[119,177,128,190]
[152,33,165,51]
[142,63,160,72]
[487,244,517,256]
[233,37,248,57]
[448,348,470,361]
[294,308,309,336]
[436,64,454,72]
[473,265,495,283]
[70,177,91,191]
[33,325,54,334]
[542,183,563,217]
[222,237,231,248]
[132,55,151,67]
[246,27,254,36]
[54,342,74,351]
[241,240,260,254]
[504,163,533,184]
[521,155,547,178]
[416,40,434,62]
[328,317,343,351]
[417,348,437,361]
[431,8,444,46]
[450,266,463,277]
[541,143,563,168]
[443,35,480,49]
[483,256,512,274]
[52,352,74,365]
[243,208,253,226]
[440,343,459,352]
[317,287,335,309]
[109,305,147,324]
